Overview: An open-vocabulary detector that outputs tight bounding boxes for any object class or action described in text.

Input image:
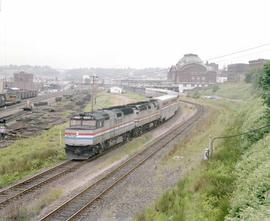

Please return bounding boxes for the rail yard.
[0,89,91,148]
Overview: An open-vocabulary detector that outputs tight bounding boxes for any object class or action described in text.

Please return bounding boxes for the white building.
[216,76,228,83]
[110,86,123,94]
[82,75,91,84]
[178,83,208,93]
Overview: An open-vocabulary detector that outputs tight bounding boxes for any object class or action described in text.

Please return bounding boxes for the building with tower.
[167,54,217,89]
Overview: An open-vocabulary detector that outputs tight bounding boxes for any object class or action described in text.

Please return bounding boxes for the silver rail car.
[64,95,179,160]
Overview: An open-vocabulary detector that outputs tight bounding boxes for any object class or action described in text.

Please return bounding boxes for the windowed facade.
[167,54,217,84]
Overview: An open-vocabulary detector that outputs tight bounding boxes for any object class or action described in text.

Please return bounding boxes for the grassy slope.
[0,124,67,188]
[137,83,270,221]
[0,92,145,188]
[199,82,254,100]
[226,134,270,221]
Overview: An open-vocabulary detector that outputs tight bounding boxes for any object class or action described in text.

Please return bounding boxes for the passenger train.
[64,95,179,160]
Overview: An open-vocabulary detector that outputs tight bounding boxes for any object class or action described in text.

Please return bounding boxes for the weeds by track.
[40,101,204,221]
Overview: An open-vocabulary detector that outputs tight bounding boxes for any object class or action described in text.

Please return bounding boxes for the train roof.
[72,111,110,120]
[103,99,158,114]
[71,99,161,121]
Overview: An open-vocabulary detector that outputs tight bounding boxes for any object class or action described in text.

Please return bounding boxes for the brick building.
[249,59,270,72]
[167,54,217,85]
[13,71,34,90]
[227,63,249,82]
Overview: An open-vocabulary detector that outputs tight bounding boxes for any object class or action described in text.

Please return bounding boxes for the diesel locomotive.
[64,95,179,160]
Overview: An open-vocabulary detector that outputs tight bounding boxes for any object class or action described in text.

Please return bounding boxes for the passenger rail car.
[64,95,179,160]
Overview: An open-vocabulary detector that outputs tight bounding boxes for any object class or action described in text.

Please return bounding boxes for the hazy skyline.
[0,0,270,69]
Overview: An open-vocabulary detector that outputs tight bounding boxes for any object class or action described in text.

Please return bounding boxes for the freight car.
[5,93,21,106]
[19,90,38,99]
[64,95,179,160]
[0,90,38,107]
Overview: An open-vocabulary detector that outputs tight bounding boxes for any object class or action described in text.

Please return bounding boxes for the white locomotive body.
[64,95,179,160]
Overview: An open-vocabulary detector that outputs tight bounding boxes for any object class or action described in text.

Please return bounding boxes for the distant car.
[204,95,221,100]
[110,87,123,94]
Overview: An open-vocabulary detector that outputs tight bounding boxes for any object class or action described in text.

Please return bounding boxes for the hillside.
[137,81,270,221]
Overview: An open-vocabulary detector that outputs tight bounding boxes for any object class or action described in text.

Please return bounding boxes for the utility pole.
[90,75,98,113]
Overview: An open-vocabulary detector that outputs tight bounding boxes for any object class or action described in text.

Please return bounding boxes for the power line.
[208,48,270,64]
[205,42,270,62]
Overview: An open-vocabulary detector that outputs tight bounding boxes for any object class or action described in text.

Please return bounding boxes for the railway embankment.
[137,82,270,221]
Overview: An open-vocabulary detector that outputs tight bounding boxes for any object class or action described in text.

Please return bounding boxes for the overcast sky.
[0,0,270,69]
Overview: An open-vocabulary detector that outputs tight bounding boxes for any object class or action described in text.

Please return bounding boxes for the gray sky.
[0,0,270,69]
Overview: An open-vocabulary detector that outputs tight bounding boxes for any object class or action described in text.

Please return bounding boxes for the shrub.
[212,85,220,93]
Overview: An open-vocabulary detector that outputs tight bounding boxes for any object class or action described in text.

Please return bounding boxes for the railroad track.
[0,110,25,122]
[0,160,84,209]
[39,101,204,221]
[0,91,66,120]
[0,137,133,209]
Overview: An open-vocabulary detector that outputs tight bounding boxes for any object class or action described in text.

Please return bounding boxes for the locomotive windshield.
[70,115,96,129]
[70,119,96,129]
[69,112,106,129]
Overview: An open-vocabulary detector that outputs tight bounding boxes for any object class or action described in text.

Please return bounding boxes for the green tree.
[212,84,219,93]
[245,70,260,88]
[258,62,270,117]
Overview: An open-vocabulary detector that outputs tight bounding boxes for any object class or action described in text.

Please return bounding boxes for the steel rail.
[0,134,136,209]
[39,101,204,221]
[0,160,84,209]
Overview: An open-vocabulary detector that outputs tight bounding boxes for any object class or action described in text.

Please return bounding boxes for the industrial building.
[14,71,34,90]
[227,63,249,82]
[249,59,270,72]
